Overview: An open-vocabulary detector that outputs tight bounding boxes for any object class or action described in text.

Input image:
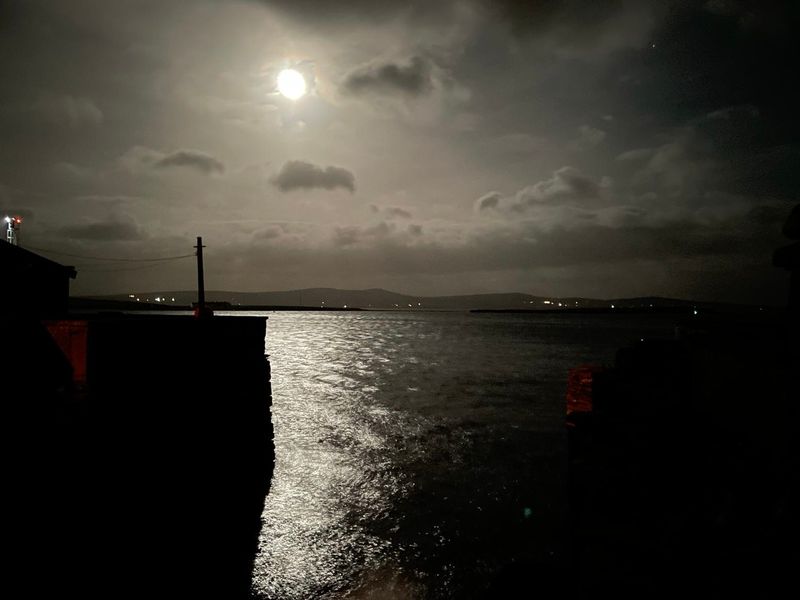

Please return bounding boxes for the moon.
[277,69,307,100]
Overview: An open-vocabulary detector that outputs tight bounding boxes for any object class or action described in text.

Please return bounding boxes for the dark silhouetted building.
[0,240,76,317]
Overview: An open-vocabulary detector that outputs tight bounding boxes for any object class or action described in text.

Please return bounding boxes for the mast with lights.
[4,216,22,246]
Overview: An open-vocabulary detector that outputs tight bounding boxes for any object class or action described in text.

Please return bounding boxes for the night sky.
[1,1,798,303]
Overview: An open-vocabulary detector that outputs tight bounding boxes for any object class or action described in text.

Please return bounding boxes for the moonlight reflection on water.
[246,311,678,599]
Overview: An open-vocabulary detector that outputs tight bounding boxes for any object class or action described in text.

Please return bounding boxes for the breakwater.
[7,315,273,599]
[567,312,798,598]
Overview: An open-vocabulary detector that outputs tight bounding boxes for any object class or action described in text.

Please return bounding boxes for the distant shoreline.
[75,288,782,314]
[69,298,365,312]
[69,297,779,316]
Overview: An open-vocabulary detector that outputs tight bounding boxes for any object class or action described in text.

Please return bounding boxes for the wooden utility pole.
[195,236,206,313]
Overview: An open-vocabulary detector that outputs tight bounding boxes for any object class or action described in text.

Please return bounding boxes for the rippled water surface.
[240,311,678,599]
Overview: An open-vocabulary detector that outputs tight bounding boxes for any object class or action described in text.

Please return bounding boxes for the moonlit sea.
[221,310,679,599]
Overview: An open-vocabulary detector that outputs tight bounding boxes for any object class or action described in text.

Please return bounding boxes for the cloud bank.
[272,160,356,193]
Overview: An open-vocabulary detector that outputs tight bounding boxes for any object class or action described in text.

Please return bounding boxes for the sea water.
[237,310,679,599]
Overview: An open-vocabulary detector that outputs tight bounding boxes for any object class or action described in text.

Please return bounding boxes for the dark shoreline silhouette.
[83,287,783,312]
[71,295,777,316]
[6,314,274,599]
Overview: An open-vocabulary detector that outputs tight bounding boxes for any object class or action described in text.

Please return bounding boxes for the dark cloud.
[154,150,225,175]
[488,0,660,52]
[33,94,103,127]
[573,125,606,149]
[634,3,800,134]
[254,225,283,241]
[705,104,760,121]
[365,221,392,236]
[702,1,799,35]
[333,225,360,246]
[259,0,460,26]
[368,204,412,219]
[386,207,412,219]
[507,205,777,270]
[475,192,501,212]
[342,57,433,97]
[334,221,394,246]
[368,205,413,220]
[60,217,147,241]
[118,147,226,176]
[616,148,655,162]
[53,161,96,180]
[209,202,788,303]
[499,208,781,268]
[272,160,356,193]
[620,104,798,201]
[527,166,601,202]
[0,206,34,222]
[479,167,604,213]
[626,129,714,194]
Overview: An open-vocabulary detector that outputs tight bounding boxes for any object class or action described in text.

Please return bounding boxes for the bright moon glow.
[277,69,307,100]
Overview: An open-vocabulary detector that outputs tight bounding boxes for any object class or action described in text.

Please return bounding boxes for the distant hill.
[85,288,599,310]
[78,287,762,312]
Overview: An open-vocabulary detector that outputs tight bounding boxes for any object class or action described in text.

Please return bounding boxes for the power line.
[25,245,195,263]
[75,262,177,273]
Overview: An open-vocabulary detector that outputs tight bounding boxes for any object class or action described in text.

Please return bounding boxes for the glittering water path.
[242,311,677,599]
